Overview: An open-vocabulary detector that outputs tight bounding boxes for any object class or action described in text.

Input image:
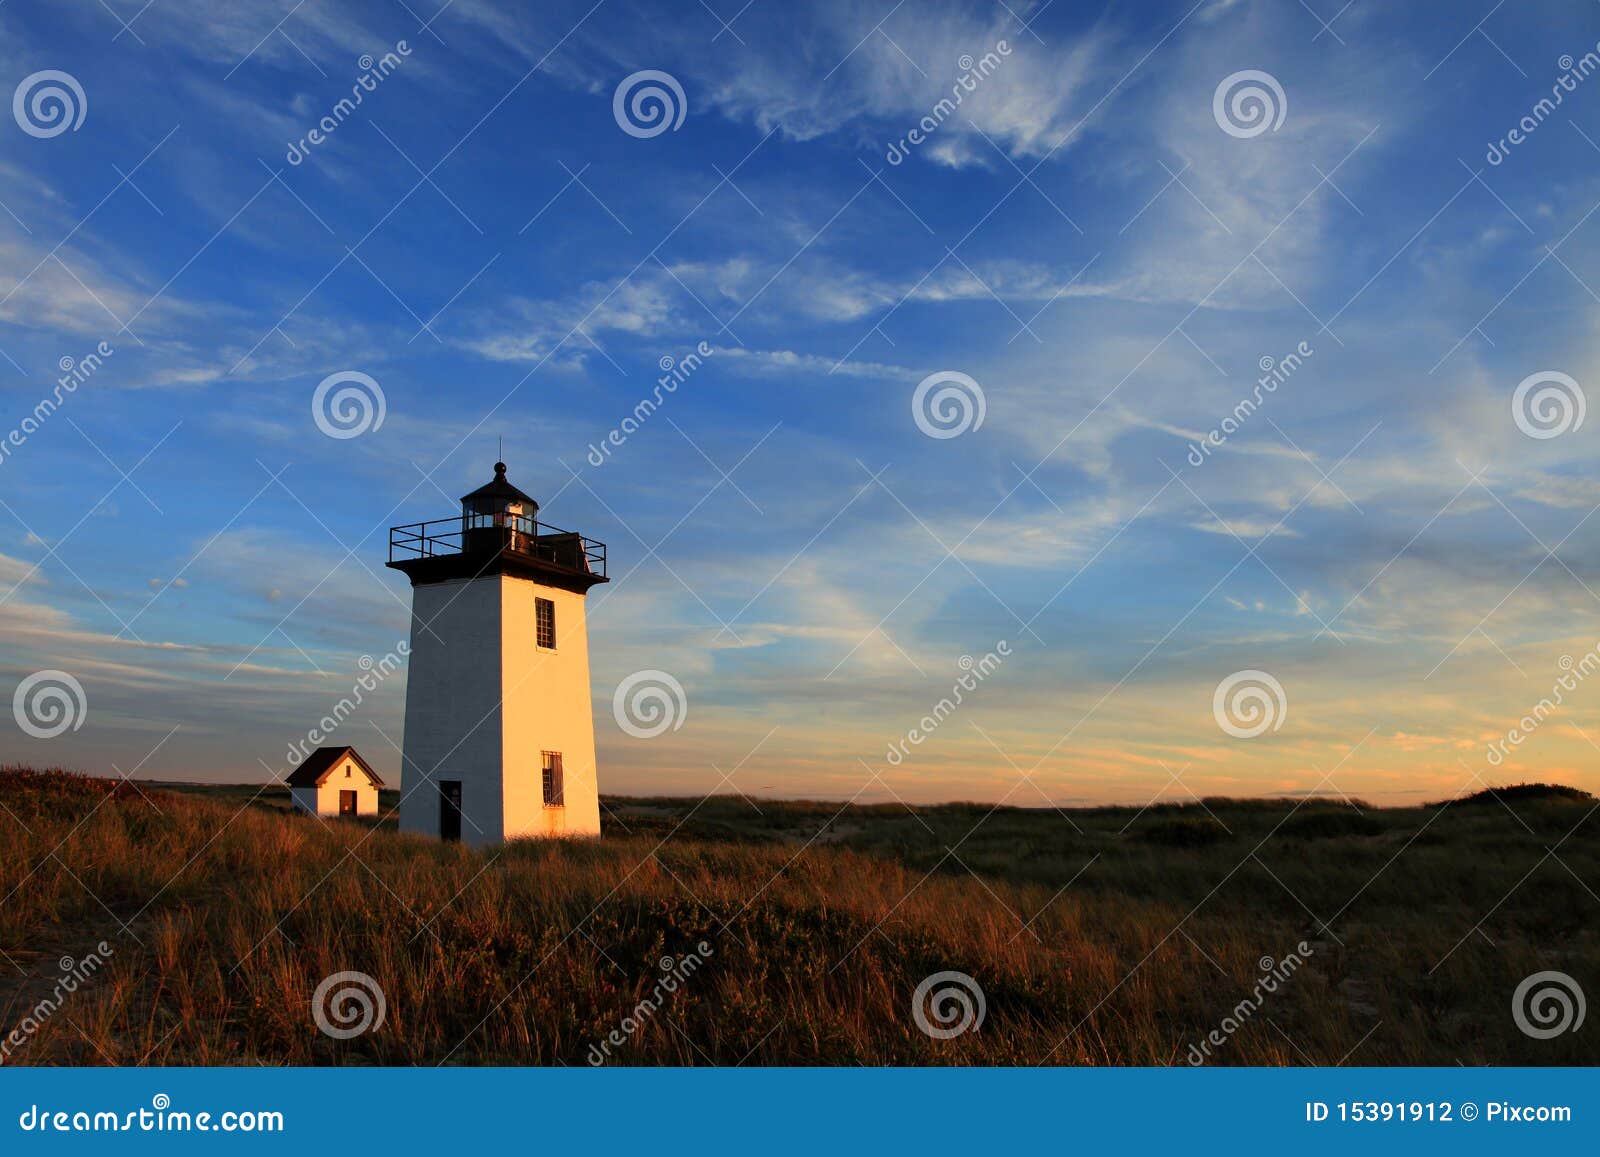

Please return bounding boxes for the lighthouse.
[387,461,608,845]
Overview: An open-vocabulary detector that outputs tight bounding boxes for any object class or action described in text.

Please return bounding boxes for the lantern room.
[461,460,538,554]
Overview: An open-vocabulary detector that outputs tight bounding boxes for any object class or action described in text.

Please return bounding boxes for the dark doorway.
[338,790,357,816]
[440,780,463,842]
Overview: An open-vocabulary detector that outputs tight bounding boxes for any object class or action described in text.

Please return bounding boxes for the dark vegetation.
[1,767,1595,1065]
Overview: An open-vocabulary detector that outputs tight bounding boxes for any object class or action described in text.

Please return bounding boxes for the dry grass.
[1,767,1595,1066]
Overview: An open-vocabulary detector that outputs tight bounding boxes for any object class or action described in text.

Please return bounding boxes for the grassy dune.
[0,767,1595,1066]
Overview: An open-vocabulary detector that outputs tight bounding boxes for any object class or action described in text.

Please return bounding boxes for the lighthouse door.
[439,781,462,842]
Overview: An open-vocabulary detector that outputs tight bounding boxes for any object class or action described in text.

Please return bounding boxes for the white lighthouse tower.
[388,461,607,845]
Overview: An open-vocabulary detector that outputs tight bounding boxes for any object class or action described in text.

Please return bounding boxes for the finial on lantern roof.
[461,459,537,511]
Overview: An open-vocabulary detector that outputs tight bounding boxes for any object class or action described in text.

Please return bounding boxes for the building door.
[439,781,462,842]
[338,790,357,816]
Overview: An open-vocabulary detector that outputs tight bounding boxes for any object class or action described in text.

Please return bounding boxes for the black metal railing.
[389,517,606,577]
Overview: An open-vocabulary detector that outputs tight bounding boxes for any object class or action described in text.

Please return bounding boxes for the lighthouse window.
[542,751,564,807]
[536,597,556,649]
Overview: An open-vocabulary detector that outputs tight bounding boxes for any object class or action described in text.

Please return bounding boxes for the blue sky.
[3,0,1600,805]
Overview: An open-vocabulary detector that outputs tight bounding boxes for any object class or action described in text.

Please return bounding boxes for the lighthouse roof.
[461,461,538,509]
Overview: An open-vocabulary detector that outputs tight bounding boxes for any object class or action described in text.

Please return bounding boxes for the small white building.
[286,746,384,818]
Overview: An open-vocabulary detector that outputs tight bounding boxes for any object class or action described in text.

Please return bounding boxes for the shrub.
[1435,783,1595,808]
[1135,816,1230,848]
[1278,810,1384,839]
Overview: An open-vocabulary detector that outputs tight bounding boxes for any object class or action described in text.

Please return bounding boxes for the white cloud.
[712,346,921,381]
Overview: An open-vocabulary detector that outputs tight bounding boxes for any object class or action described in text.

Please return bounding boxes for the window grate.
[542,751,564,807]
[536,597,556,649]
